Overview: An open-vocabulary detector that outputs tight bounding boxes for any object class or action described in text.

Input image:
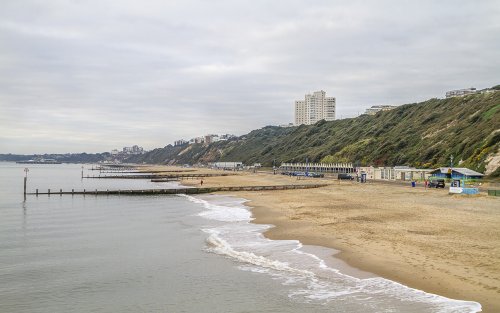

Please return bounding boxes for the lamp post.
[450,155,454,181]
[305,157,309,177]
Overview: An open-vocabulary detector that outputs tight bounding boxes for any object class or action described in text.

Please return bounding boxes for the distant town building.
[479,88,496,95]
[219,134,236,140]
[134,146,143,154]
[174,139,188,146]
[204,135,212,144]
[364,105,398,115]
[110,149,119,155]
[294,90,336,125]
[132,145,143,154]
[122,145,144,154]
[204,134,219,144]
[190,137,205,144]
[445,87,476,98]
[187,134,235,145]
[212,162,243,169]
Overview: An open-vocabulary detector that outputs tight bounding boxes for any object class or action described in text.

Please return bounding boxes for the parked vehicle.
[281,171,304,176]
[308,172,324,178]
[281,171,324,178]
[338,173,354,180]
[428,179,445,188]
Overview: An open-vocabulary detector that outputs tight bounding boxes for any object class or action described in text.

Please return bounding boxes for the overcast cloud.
[1,0,499,153]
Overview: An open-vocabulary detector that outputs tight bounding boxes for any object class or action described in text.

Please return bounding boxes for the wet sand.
[171,168,500,312]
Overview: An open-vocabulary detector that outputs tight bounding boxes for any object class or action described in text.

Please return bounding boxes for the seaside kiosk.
[429,167,484,195]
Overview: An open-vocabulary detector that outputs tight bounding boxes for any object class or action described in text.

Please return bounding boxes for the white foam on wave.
[181,194,482,313]
[179,194,251,222]
[204,228,314,277]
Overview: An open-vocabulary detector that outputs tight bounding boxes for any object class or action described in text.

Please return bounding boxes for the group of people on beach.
[411,180,428,188]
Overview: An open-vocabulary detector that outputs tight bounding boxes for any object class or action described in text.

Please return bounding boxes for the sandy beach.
[171,168,500,312]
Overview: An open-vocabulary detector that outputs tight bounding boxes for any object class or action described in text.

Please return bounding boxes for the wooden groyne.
[90,165,142,171]
[95,169,197,174]
[151,178,180,182]
[83,173,234,179]
[27,184,328,196]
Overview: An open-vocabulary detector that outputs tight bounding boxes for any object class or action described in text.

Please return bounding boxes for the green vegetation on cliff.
[131,91,500,175]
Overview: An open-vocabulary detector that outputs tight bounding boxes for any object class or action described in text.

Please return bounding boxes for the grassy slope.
[133,91,500,174]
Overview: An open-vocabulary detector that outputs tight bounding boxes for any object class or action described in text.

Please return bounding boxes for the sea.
[0,163,481,313]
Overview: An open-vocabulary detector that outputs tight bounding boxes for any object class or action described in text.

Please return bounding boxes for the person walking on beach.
[424,179,428,189]
[200,179,203,186]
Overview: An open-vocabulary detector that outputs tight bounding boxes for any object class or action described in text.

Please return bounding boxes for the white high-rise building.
[294,90,336,125]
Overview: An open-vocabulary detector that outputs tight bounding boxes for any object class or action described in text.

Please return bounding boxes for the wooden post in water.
[36,189,38,196]
[72,189,74,195]
[60,189,62,195]
[48,189,51,196]
[23,168,29,199]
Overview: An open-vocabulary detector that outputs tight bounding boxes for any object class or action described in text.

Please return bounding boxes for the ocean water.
[0,163,481,312]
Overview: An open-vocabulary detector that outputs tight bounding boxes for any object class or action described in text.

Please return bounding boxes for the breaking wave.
[181,194,481,313]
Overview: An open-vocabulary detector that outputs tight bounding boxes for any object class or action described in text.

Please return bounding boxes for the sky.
[1,0,499,154]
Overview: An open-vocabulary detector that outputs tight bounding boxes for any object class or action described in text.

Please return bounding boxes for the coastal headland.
[165,166,500,312]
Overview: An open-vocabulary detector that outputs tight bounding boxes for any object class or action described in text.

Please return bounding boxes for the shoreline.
[173,169,499,312]
[236,186,499,313]
[236,195,380,280]
[247,199,467,299]
[190,192,481,312]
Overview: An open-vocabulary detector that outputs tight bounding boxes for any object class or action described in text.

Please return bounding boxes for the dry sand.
[163,167,500,312]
